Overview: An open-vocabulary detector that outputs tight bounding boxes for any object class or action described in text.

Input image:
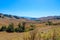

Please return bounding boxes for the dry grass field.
[0,25,60,40]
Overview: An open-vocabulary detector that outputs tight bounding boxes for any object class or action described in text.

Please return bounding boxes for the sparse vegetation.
[46,21,53,25]
[22,22,26,32]
[0,26,6,31]
[0,22,35,33]
[30,24,35,30]
[15,22,25,32]
[6,23,15,32]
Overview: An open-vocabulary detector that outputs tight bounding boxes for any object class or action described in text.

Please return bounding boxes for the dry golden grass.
[0,25,60,40]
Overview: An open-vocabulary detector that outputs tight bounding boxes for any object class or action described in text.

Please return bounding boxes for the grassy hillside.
[0,13,60,40]
[0,25,60,40]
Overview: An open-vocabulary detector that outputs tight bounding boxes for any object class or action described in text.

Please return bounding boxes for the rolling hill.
[0,13,60,27]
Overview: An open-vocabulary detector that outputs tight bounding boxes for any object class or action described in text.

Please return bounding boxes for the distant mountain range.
[0,13,60,21]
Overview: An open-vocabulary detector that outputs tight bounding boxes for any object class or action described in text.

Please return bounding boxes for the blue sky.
[0,0,60,18]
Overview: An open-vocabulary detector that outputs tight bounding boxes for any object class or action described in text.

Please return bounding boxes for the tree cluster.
[0,22,35,33]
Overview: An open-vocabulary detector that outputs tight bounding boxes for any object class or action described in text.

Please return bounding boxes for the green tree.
[15,22,26,32]
[0,26,6,31]
[15,27,19,32]
[18,23,23,32]
[22,22,26,32]
[6,23,14,32]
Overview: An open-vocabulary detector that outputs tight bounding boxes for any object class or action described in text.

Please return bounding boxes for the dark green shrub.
[15,22,26,32]
[30,24,35,30]
[0,26,6,31]
[46,21,52,25]
[15,28,19,32]
[6,23,14,32]
[18,23,23,32]
[21,22,26,32]
[15,27,24,32]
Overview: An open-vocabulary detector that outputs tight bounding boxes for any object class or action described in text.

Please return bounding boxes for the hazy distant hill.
[0,13,60,20]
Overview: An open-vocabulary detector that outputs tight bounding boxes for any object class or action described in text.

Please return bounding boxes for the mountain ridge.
[0,13,60,21]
